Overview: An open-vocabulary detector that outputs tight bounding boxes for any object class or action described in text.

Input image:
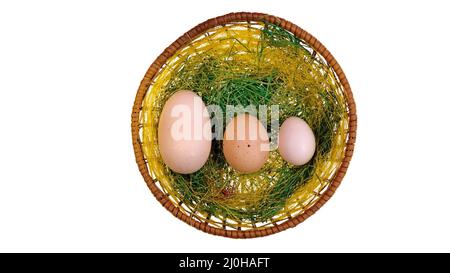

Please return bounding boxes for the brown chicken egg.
[222,114,269,174]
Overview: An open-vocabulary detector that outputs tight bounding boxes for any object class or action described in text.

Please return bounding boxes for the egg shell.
[223,114,269,174]
[278,117,316,166]
[158,90,211,174]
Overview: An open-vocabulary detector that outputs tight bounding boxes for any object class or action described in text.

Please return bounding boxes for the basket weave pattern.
[131,12,357,238]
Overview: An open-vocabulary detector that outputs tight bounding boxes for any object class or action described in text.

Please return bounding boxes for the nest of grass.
[132,12,356,238]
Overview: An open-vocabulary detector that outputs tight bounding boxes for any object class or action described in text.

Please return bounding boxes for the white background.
[1,0,449,252]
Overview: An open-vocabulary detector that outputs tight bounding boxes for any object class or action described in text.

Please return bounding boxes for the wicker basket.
[131,12,357,238]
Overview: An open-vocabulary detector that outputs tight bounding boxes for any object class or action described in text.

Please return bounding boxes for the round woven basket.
[131,12,357,238]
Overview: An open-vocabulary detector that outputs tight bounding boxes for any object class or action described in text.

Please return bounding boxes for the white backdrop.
[1,0,449,252]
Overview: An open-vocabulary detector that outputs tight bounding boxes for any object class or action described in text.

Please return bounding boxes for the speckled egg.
[223,114,269,174]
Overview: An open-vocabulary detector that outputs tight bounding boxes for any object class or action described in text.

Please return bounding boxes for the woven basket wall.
[131,12,357,238]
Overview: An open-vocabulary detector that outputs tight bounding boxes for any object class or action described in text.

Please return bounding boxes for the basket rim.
[131,12,357,238]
